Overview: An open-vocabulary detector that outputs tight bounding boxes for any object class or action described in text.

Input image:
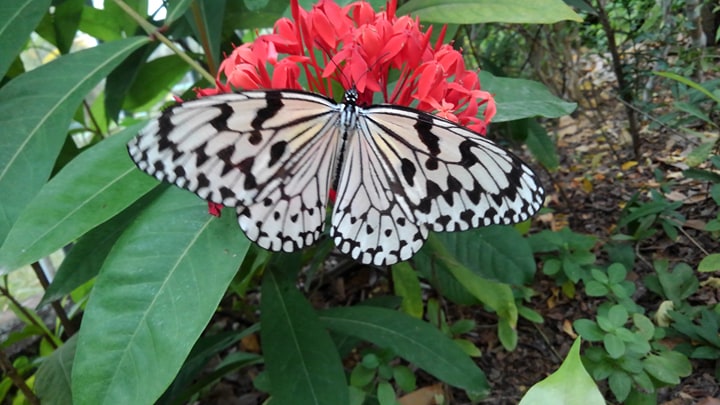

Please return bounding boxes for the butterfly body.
[128,89,544,265]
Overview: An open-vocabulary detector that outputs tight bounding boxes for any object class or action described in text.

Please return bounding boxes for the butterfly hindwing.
[330,118,428,266]
[128,90,342,251]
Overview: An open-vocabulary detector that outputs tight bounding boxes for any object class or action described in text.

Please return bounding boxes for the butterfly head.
[343,87,359,106]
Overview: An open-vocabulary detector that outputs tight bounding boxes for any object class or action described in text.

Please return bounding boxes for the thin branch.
[0,285,59,350]
[82,99,105,139]
[0,349,40,405]
[30,262,76,337]
[112,0,215,84]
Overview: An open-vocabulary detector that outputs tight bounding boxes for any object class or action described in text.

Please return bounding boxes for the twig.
[30,262,76,337]
[82,99,105,139]
[594,0,642,157]
[531,322,563,363]
[0,349,40,405]
[112,0,215,84]
[665,217,710,256]
[0,285,59,349]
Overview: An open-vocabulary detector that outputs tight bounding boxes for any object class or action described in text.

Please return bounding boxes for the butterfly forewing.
[128,90,342,251]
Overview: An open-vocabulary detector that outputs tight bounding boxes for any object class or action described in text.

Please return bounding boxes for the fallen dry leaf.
[697,396,720,405]
[562,319,577,338]
[398,384,445,405]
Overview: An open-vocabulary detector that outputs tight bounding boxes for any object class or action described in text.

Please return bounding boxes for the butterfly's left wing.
[331,104,544,266]
[128,90,342,253]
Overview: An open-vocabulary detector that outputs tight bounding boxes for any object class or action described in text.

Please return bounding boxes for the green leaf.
[573,319,603,342]
[481,71,577,122]
[604,334,625,359]
[0,0,51,77]
[519,339,604,405]
[654,71,720,104]
[38,0,84,54]
[321,306,489,395]
[0,124,157,272]
[104,0,145,36]
[524,118,559,171]
[391,262,423,318]
[625,387,656,405]
[350,364,375,388]
[123,55,190,111]
[698,253,720,272]
[498,317,518,351]
[428,226,536,285]
[377,381,397,405]
[261,262,348,405]
[392,365,416,392]
[654,261,699,302]
[40,185,165,305]
[0,36,148,250]
[683,165,720,182]
[608,371,632,402]
[78,6,123,42]
[438,255,518,328]
[159,328,260,403]
[35,335,77,405]
[643,351,691,385]
[414,226,534,306]
[607,263,627,284]
[397,0,582,24]
[105,44,155,122]
[453,338,482,357]
[165,0,194,24]
[607,305,628,327]
[632,314,655,341]
[584,281,609,297]
[448,319,475,335]
[72,188,249,405]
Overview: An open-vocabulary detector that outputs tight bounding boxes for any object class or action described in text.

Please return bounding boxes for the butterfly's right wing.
[127,90,342,252]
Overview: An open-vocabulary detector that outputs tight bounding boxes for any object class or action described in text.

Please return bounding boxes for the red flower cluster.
[203,0,496,134]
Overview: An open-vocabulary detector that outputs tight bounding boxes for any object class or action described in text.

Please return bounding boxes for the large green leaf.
[519,339,605,405]
[39,185,166,306]
[480,71,577,122]
[0,124,157,273]
[0,36,148,247]
[435,226,536,285]
[397,0,582,24]
[123,54,190,111]
[321,306,489,396]
[261,263,349,405]
[35,335,77,405]
[72,188,249,405]
[0,0,51,77]
[421,232,520,327]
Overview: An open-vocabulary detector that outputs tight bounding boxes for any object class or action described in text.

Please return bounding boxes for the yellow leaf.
[621,161,638,170]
